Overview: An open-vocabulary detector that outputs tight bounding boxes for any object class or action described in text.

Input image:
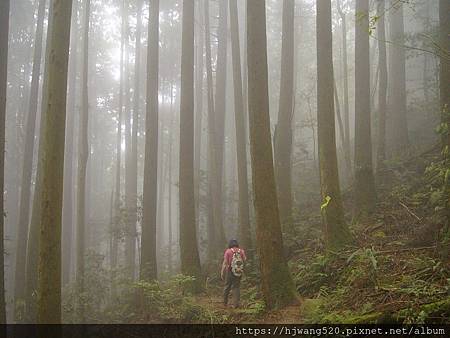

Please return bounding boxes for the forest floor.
[113,145,449,325]
[183,144,450,324]
[193,292,304,324]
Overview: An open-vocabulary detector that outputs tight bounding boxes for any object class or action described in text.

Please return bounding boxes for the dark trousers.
[223,270,241,306]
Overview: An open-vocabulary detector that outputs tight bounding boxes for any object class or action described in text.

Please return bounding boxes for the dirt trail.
[195,291,304,324]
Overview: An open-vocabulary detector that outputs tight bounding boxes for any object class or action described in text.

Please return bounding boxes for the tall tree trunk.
[128,0,142,281]
[388,1,409,154]
[422,4,431,105]
[179,0,202,287]
[334,78,346,154]
[316,0,350,250]
[0,0,10,325]
[37,0,73,324]
[112,0,126,287]
[229,0,252,253]
[376,0,388,169]
[274,0,295,226]
[167,83,175,274]
[194,0,204,222]
[204,0,218,261]
[123,0,135,279]
[76,0,90,322]
[14,0,47,317]
[247,0,295,309]
[62,0,79,288]
[141,0,159,281]
[354,0,376,215]
[336,0,352,179]
[213,0,228,250]
[24,0,56,322]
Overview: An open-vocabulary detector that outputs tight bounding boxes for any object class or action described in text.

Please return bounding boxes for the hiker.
[221,238,247,308]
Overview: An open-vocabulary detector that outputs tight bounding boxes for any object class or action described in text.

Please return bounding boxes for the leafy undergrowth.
[140,145,449,325]
[290,145,450,324]
[62,145,449,324]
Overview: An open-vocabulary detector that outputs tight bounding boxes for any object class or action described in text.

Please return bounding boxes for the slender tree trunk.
[316,0,351,250]
[14,0,47,317]
[123,0,135,279]
[354,0,376,215]
[37,0,73,324]
[334,79,346,155]
[204,0,218,261]
[336,0,352,179]
[194,0,204,222]
[376,0,388,169]
[247,0,295,309]
[128,0,142,280]
[274,0,295,226]
[388,1,409,154]
[423,4,431,105]
[157,129,170,272]
[62,0,79,288]
[24,1,56,322]
[141,0,159,281]
[112,0,126,287]
[0,0,10,325]
[213,0,228,250]
[109,188,114,267]
[76,0,90,322]
[229,0,252,252]
[167,84,175,274]
[179,0,202,287]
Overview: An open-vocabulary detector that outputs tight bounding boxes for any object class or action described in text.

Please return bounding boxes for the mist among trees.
[0,0,449,326]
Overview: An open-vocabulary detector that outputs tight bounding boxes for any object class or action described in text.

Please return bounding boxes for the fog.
[1,0,448,326]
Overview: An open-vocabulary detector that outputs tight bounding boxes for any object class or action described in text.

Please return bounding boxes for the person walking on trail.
[221,239,247,308]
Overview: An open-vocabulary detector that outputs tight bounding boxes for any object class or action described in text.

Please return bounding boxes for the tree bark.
[37,0,73,324]
[229,0,252,253]
[75,0,90,322]
[354,0,376,215]
[141,0,159,281]
[388,1,409,153]
[316,0,351,250]
[0,0,10,325]
[167,97,175,274]
[123,0,135,279]
[334,78,346,156]
[204,0,219,261]
[213,0,228,251]
[128,0,142,281]
[336,0,352,179]
[247,0,295,309]
[194,0,204,223]
[62,0,79,288]
[24,0,56,322]
[179,0,202,287]
[274,0,295,226]
[376,0,388,169]
[14,0,46,317]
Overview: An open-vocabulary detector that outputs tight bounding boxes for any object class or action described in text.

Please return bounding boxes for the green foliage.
[292,254,335,297]
[239,285,266,317]
[133,275,224,323]
[62,251,110,323]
